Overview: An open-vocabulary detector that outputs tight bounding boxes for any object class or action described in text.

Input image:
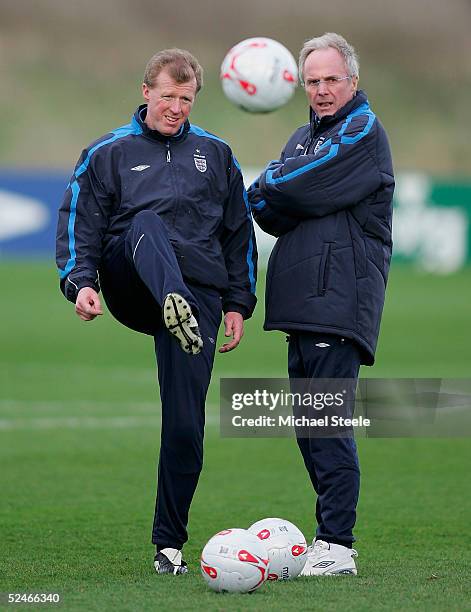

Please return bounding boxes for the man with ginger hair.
[57,48,257,574]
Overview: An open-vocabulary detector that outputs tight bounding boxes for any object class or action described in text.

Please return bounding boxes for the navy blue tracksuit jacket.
[249,91,394,364]
[56,105,257,319]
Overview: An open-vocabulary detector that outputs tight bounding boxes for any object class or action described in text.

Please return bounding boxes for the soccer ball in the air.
[248,517,307,580]
[200,528,270,593]
[220,37,298,113]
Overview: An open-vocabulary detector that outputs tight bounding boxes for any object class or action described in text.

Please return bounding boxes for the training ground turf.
[0,262,470,611]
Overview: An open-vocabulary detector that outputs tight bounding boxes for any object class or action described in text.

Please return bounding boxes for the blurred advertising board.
[0,168,470,273]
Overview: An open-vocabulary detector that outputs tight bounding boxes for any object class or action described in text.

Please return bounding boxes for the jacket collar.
[310,90,368,133]
[134,104,190,142]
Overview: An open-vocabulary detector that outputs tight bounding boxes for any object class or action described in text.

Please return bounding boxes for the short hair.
[143,48,203,93]
[299,33,359,85]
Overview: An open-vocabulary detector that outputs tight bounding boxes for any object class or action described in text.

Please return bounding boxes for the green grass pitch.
[0,262,470,611]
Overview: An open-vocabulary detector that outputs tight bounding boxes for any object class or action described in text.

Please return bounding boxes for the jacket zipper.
[318,243,331,295]
[305,118,325,155]
[165,140,180,227]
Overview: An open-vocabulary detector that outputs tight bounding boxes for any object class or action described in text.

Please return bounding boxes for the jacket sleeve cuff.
[61,276,100,304]
[222,302,250,320]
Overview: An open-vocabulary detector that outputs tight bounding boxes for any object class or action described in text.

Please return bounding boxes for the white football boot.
[163,293,203,355]
[300,539,358,576]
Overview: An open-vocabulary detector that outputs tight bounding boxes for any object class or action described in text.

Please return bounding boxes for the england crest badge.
[194,151,207,173]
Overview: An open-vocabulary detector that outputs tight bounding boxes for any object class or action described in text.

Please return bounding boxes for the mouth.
[317,102,333,111]
[164,115,180,125]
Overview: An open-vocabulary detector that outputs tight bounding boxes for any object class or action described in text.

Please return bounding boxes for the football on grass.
[249,517,307,580]
[200,528,270,593]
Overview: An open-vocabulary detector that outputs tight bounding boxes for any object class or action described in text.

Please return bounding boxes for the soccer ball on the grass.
[248,517,307,580]
[220,37,298,113]
[200,528,270,593]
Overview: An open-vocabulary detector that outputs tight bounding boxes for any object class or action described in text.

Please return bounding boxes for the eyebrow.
[306,74,343,80]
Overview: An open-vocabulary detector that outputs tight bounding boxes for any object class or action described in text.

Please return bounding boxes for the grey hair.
[299,33,359,85]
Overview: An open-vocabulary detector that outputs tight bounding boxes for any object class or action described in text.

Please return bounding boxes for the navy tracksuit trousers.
[99,210,221,550]
[288,333,361,547]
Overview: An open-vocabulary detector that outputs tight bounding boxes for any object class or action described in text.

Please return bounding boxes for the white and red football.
[220,37,298,113]
[248,517,307,580]
[200,528,270,593]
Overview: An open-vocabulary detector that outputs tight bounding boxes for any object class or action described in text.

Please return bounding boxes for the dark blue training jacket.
[249,91,394,364]
[56,105,257,318]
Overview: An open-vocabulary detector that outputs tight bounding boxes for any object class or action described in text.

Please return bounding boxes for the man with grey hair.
[248,33,394,575]
[57,48,257,575]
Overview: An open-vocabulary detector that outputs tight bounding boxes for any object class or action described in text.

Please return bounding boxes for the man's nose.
[169,98,182,113]
[317,81,329,94]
